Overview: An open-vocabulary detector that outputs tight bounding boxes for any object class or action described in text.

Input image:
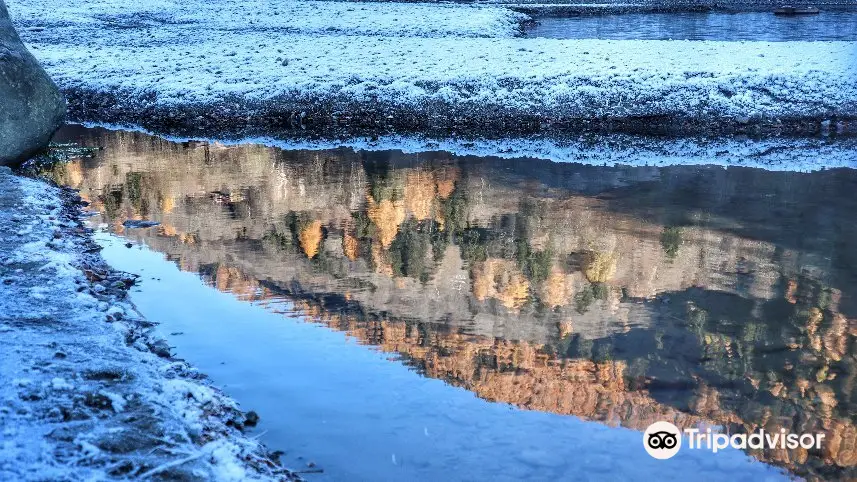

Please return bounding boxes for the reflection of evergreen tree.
[574,282,609,314]
[124,171,149,216]
[515,239,552,284]
[660,226,683,259]
[351,211,375,239]
[101,188,123,220]
[430,228,449,262]
[438,187,468,235]
[459,228,489,264]
[363,157,401,204]
[389,219,434,282]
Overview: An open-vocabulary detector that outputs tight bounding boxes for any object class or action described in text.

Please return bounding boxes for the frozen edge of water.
[81,121,857,173]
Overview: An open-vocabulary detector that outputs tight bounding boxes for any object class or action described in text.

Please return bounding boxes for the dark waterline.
[46,125,857,480]
[525,12,857,41]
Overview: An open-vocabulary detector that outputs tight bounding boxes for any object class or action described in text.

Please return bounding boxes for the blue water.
[94,232,786,481]
[526,11,857,41]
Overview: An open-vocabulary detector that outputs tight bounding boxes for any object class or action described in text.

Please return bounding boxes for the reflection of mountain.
[50,125,857,480]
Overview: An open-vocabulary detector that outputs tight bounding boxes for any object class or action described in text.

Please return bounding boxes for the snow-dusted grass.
[0,167,290,480]
[8,0,856,129]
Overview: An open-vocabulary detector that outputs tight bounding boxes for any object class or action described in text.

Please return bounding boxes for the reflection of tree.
[574,283,609,314]
[515,239,552,284]
[366,196,405,249]
[438,187,468,235]
[125,172,147,216]
[389,220,433,282]
[660,226,682,259]
[342,233,359,261]
[541,269,572,308]
[102,188,124,220]
[472,258,531,310]
[298,220,323,259]
[583,251,618,283]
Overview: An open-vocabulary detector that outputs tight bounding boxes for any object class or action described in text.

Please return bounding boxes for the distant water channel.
[525,11,857,41]
[46,124,857,480]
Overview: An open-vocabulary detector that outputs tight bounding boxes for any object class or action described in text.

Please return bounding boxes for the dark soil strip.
[63,86,856,142]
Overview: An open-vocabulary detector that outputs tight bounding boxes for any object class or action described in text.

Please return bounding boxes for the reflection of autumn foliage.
[366,196,405,248]
[404,171,435,221]
[158,224,178,237]
[472,258,530,310]
[786,279,799,304]
[541,268,572,308]
[342,233,359,261]
[212,264,263,301]
[435,167,460,200]
[583,251,618,283]
[159,195,175,214]
[557,320,574,338]
[825,421,857,467]
[825,314,849,362]
[436,179,455,200]
[298,220,323,259]
[180,232,198,245]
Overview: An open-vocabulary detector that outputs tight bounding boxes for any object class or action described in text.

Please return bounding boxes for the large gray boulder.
[0,0,65,166]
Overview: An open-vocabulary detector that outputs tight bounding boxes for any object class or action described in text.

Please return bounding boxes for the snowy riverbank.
[8,0,857,137]
[0,166,295,480]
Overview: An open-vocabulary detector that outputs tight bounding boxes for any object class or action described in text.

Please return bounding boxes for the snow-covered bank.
[9,0,856,137]
[0,167,295,480]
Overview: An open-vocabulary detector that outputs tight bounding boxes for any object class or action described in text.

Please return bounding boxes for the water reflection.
[525,12,857,42]
[50,125,857,480]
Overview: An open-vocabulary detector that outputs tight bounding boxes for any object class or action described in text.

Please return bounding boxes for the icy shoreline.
[69,121,857,173]
[9,0,857,138]
[0,166,296,481]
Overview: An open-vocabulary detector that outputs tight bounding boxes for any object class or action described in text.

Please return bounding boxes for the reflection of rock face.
[0,1,65,165]
[50,126,857,480]
[194,264,857,481]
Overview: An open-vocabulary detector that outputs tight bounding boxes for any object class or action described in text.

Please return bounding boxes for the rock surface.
[0,0,64,166]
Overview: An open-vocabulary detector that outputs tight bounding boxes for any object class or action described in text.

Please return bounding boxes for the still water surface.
[48,125,857,480]
[525,12,857,41]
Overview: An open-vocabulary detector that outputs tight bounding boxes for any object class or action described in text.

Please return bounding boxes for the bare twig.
[138,453,205,479]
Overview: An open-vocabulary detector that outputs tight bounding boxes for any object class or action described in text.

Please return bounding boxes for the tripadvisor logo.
[643,421,826,460]
[644,421,682,459]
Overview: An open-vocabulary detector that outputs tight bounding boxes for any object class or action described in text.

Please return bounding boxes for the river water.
[47,125,857,480]
[525,11,857,41]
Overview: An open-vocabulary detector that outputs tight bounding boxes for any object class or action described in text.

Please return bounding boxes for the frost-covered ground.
[0,167,295,480]
[8,0,856,136]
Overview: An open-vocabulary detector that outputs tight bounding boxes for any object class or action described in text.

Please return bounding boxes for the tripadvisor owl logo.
[643,421,682,459]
